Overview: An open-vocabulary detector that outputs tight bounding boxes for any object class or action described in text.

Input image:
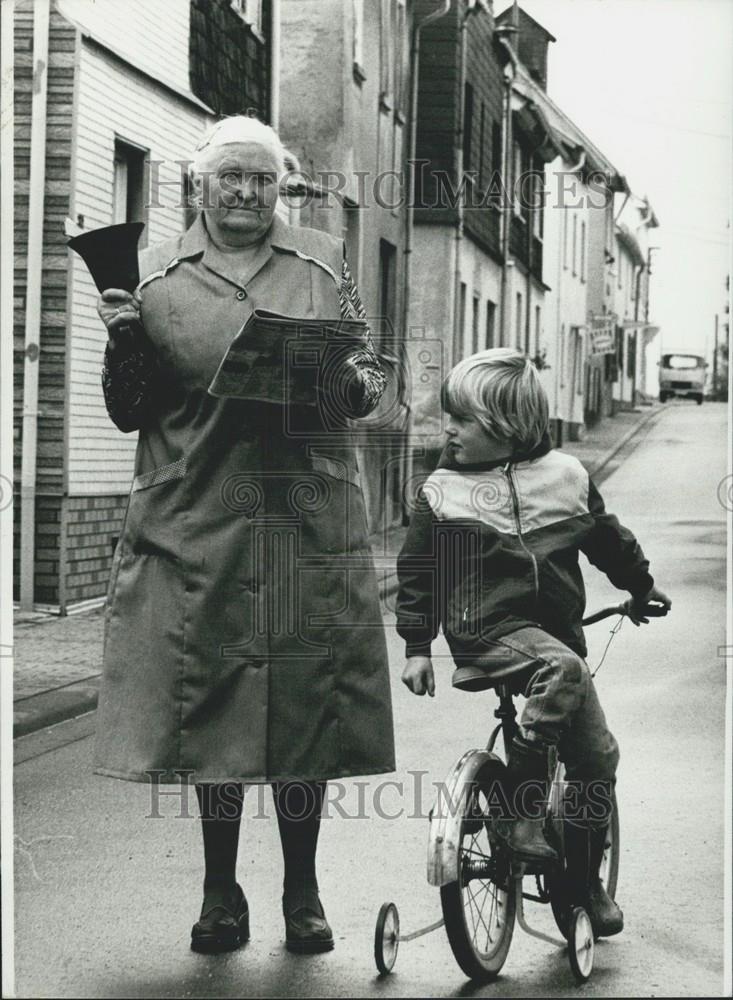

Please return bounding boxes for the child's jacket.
[396,435,654,664]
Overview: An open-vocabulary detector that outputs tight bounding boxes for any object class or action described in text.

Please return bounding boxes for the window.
[531,168,544,238]
[486,299,496,348]
[231,0,263,38]
[472,293,481,353]
[534,305,541,355]
[455,282,467,362]
[394,0,407,112]
[478,101,486,189]
[379,0,393,106]
[353,0,364,71]
[182,170,197,231]
[513,142,523,217]
[113,138,147,239]
[571,214,578,275]
[379,238,397,351]
[516,291,523,349]
[559,324,566,387]
[491,121,502,178]
[580,220,586,281]
[463,82,474,172]
[343,201,361,283]
[617,239,622,289]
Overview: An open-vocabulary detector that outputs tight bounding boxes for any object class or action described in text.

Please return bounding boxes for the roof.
[496,5,557,43]
[511,61,630,192]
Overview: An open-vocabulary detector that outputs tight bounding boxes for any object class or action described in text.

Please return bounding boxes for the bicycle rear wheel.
[439,760,516,982]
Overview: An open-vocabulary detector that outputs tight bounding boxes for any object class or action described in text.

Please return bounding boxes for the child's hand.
[402,656,435,697]
[625,585,672,625]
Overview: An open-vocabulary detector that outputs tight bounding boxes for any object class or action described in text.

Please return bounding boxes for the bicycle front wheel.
[439,761,516,982]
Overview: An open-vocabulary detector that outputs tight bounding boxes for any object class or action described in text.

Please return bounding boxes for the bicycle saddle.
[452,660,529,693]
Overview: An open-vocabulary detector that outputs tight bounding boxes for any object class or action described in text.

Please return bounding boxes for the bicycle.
[374,600,668,984]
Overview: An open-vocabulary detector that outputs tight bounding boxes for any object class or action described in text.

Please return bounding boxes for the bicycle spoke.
[465,881,492,944]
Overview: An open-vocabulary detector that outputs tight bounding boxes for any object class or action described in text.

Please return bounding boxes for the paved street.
[13,402,729,998]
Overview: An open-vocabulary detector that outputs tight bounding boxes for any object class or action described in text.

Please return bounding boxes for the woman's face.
[195,141,281,246]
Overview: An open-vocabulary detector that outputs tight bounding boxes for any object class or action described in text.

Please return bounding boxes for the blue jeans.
[489,627,620,786]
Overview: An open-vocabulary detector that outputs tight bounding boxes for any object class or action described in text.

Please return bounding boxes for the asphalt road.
[13,401,729,998]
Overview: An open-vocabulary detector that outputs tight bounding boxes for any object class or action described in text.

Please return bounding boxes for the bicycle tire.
[439,760,516,982]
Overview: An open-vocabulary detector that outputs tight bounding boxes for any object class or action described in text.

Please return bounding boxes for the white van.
[659,353,706,405]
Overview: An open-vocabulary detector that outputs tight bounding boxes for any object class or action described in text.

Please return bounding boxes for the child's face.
[445,413,513,464]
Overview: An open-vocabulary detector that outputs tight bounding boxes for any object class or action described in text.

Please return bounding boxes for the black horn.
[67,221,145,293]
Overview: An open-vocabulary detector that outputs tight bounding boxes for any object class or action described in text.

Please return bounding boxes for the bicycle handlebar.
[582,601,669,626]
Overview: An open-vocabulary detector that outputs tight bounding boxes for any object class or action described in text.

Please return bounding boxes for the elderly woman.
[94,116,395,955]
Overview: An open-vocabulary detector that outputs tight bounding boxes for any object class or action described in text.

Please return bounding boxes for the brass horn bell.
[67,221,145,293]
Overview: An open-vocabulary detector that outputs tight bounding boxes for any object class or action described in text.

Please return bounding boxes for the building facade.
[13,0,270,610]
[278,0,412,535]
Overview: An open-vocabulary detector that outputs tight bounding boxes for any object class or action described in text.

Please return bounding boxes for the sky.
[495,0,732,363]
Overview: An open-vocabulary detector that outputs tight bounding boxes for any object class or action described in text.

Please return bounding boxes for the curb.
[584,406,664,480]
[13,409,662,743]
[13,677,100,740]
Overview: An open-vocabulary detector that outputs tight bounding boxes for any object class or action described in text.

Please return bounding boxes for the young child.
[396,348,670,937]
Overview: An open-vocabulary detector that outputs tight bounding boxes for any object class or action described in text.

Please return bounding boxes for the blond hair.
[440,348,549,453]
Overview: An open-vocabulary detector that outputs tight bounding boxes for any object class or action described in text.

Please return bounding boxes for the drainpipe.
[400,0,450,493]
[496,30,517,347]
[631,261,645,406]
[269,0,280,131]
[20,0,50,610]
[452,2,470,366]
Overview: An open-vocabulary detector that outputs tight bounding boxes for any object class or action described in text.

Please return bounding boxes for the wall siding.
[57,0,191,94]
[67,41,213,497]
[189,0,270,118]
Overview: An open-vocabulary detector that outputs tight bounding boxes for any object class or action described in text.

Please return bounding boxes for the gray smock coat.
[93,213,396,783]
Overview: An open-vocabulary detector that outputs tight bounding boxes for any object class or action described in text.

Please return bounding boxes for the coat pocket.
[132,456,188,492]
[310,453,361,489]
[125,456,189,560]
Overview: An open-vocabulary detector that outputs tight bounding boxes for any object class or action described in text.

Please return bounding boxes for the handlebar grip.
[581,605,626,626]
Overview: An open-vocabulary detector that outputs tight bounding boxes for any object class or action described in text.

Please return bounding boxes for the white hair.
[441,348,549,453]
[191,115,288,177]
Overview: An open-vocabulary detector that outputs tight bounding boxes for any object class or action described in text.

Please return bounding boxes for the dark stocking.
[195,782,244,911]
[272,780,326,913]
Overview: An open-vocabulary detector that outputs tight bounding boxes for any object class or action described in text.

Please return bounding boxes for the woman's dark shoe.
[191,883,249,954]
[283,895,334,954]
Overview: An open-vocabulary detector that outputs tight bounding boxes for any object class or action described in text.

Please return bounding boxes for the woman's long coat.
[93,213,395,783]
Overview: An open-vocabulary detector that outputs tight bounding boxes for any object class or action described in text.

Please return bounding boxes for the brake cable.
[591,613,626,678]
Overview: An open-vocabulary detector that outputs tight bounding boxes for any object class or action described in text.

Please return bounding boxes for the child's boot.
[587,824,623,936]
[564,822,623,937]
[498,735,558,863]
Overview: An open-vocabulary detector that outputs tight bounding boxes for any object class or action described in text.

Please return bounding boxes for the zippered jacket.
[396,435,654,663]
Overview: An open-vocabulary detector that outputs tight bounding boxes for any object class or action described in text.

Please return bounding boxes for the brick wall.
[189,0,270,118]
[64,494,127,604]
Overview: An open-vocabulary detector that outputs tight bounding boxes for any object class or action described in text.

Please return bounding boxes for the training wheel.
[568,906,594,982]
[374,902,400,975]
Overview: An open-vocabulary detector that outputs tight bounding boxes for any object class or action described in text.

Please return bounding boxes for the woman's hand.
[402,656,435,697]
[97,288,142,351]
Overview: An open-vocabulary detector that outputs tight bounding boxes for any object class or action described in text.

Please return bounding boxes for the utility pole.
[713,313,719,400]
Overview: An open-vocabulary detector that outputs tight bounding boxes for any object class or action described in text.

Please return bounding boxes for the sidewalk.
[12,404,662,739]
